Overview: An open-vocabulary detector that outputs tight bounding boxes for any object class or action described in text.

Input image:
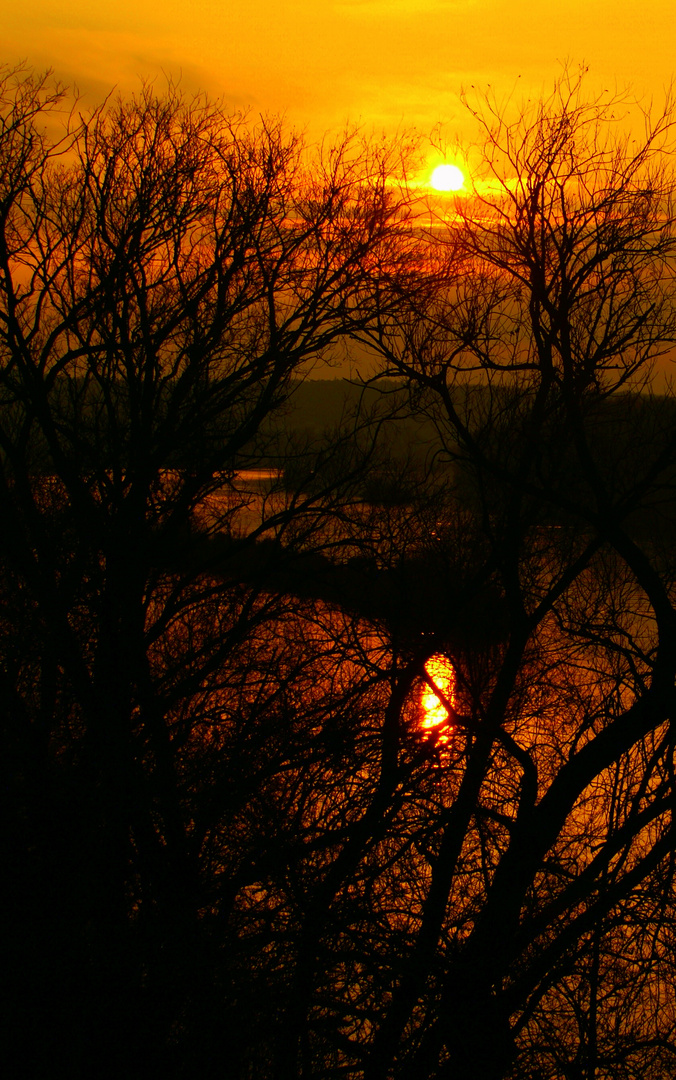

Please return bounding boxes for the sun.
[430,163,465,192]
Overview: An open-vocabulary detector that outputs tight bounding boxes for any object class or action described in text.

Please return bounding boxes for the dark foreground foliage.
[3,63,676,1080]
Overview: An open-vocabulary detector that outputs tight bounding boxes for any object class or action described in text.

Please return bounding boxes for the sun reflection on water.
[421,654,456,744]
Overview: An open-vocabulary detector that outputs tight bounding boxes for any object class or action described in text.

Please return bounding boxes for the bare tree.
[6,62,676,1080]
[352,67,676,1080]
[0,65,424,1078]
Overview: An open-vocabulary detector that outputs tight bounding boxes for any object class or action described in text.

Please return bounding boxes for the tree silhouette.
[360,68,676,1080]
[4,62,676,1080]
[0,65,421,1078]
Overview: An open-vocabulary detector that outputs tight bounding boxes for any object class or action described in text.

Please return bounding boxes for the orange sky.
[6,1,676,142]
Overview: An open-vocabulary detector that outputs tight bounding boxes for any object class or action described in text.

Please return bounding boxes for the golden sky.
[6,1,676,140]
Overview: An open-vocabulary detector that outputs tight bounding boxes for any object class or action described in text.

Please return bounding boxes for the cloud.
[3,25,232,110]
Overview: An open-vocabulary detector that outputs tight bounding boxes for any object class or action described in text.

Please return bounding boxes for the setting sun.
[430,163,465,192]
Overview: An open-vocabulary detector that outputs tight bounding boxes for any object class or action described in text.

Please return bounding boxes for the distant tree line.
[3,61,676,1080]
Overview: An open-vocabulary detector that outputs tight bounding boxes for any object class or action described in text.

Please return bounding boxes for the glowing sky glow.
[5,2,676,140]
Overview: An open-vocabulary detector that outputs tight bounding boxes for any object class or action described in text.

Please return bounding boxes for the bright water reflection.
[421,654,456,743]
